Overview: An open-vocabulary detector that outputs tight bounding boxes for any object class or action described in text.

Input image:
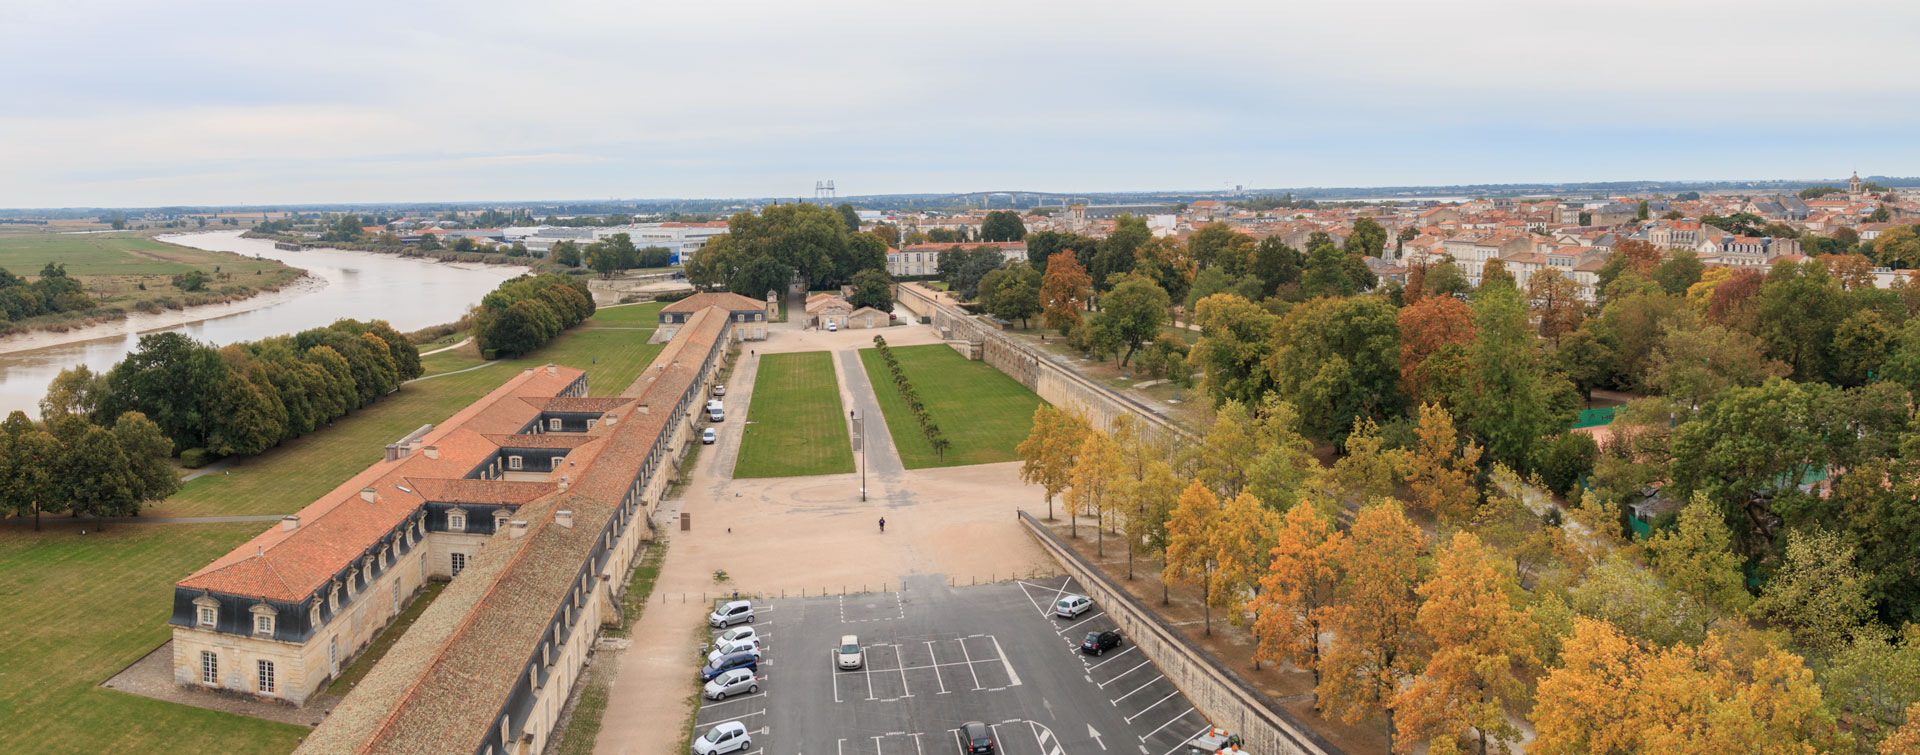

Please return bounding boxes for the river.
[0,230,528,418]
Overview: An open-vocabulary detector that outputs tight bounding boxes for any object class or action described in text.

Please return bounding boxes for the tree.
[1067,429,1124,546]
[551,240,581,267]
[1397,295,1477,407]
[1024,230,1098,272]
[1016,405,1089,520]
[1750,528,1873,657]
[1393,532,1536,755]
[1345,217,1387,259]
[979,210,1026,242]
[1093,276,1170,366]
[1039,252,1091,334]
[1092,215,1150,287]
[67,424,135,524]
[1636,199,1650,221]
[1536,431,1598,498]
[1653,249,1705,295]
[112,411,179,506]
[1190,294,1278,407]
[1321,500,1427,748]
[836,202,861,233]
[40,364,106,421]
[1188,223,1256,275]
[100,331,226,451]
[1530,618,1645,754]
[1480,258,1515,290]
[1885,705,1920,755]
[1251,236,1304,294]
[1755,260,1848,382]
[1253,503,1344,688]
[987,276,1041,329]
[1461,284,1572,470]
[1212,491,1280,641]
[848,268,894,311]
[1164,481,1222,634]
[1301,236,1355,297]
[1647,321,1788,412]
[1875,225,1920,270]
[1268,295,1403,442]
[1134,237,1197,306]
[1648,493,1751,616]
[1570,554,1713,648]
[1526,268,1584,344]
[3,427,60,529]
[1397,404,1482,525]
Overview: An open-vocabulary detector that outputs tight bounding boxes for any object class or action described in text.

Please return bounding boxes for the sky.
[3,0,1917,208]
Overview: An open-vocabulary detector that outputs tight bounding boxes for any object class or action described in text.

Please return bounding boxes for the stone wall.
[1021,513,1340,755]
[895,283,1193,440]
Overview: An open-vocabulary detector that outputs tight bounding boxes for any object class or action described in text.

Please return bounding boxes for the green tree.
[848,268,894,311]
[987,276,1041,329]
[979,210,1026,242]
[836,202,861,233]
[1024,231,1098,272]
[1093,276,1171,366]
[1250,236,1304,294]
[1091,215,1150,288]
[551,240,581,267]
[1188,223,1256,275]
[39,364,107,421]
[1189,293,1278,406]
[1301,235,1355,297]
[1648,493,1752,616]
[1750,528,1873,657]
[1459,284,1572,470]
[99,332,227,451]
[1344,216,1387,258]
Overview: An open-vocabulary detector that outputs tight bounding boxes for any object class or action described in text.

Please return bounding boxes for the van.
[707,399,723,412]
[709,408,725,422]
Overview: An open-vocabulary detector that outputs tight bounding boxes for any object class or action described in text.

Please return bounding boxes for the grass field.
[733,351,855,478]
[154,304,665,518]
[0,229,302,312]
[587,301,669,325]
[858,344,1045,469]
[0,524,308,753]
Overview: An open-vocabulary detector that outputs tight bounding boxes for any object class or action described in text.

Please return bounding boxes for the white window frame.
[197,605,216,627]
[200,651,219,685]
[508,455,523,471]
[257,659,276,694]
[449,511,467,532]
[548,418,561,431]
[495,511,511,530]
[451,552,468,576]
[587,418,597,430]
[254,614,274,636]
[551,456,563,470]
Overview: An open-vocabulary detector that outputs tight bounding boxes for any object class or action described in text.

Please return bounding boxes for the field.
[0,523,308,753]
[155,303,666,518]
[0,228,303,316]
[858,344,1045,469]
[733,351,855,478]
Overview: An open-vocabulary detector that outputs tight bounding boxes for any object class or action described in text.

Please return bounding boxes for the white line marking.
[1125,690,1180,723]
[925,641,949,694]
[1015,580,1051,617]
[1061,611,1107,634]
[991,635,1022,687]
[1161,726,1215,755]
[912,732,926,755]
[698,691,766,707]
[1047,578,1071,617]
[895,644,912,697]
[1086,646,1136,670]
[1110,675,1162,704]
[1097,659,1152,687]
[874,735,884,755]
[1140,708,1196,742]
[959,638,983,690]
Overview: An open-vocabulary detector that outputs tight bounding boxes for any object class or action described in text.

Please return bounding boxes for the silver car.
[702,667,759,700]
[1055,595,1092,619]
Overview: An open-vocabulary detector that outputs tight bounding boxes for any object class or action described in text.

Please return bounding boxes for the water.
[0,230,528,418]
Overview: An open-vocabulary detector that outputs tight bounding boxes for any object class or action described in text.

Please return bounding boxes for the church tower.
[1850,171,1863,196]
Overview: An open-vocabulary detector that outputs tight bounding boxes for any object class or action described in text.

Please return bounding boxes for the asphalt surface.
[692,575,1216,755]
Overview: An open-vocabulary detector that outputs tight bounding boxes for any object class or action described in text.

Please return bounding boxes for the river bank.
[0,274,325,357]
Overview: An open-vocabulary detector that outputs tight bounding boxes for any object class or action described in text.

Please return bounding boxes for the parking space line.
[873,735,885,755]
[700,691,766,708]
[864,652,876,700]
[958,639,983,690]
[990,635,1023,687]
[1060,611,1107,635]
[1086,646,1136,670]
[1161,728,1215,755]
[925,641,949,694]
[1097,659,1152,687]
[894,645,912,698]
[1015,581,1052,617]
[1046,580,1070,618]
[1125,690,1180,723]
[1141,711,1198,745]
[1110,673,1163,703]
[912,732,926,755]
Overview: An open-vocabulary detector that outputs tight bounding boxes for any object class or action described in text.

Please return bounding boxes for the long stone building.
[168,302,737,754]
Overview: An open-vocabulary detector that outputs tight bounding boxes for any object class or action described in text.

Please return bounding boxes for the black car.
[700,651,760,681]
[960,721,995,754]
[1081,629,1123,655]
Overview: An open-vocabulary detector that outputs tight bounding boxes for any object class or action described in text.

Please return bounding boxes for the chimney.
[546,362,557,376]
[384,444,399,462]
[397,442,411,459]
[281,515,300,532]
[557,477,570,493]
[359,487,377,504]
[555,510,574,529]
[509,520,529,539]
[602,413,617,427]
[423,446,440,460]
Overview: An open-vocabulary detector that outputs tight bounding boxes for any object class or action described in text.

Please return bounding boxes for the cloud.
[3,0,1917,206]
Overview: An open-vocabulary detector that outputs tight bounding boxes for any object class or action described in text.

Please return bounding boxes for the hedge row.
[871,336,950,460]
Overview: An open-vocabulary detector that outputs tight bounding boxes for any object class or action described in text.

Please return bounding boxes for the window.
[508,455,523,471]
[548,418,561,431]
[449,512,466,532]
[254,613,274,636]
[495,511,510,530]
[200,651,218,685]
[258,660,276,694]
[197,605,216,627]
[551,456,563,470]
[310,604,321,628]
[451,552,468,575]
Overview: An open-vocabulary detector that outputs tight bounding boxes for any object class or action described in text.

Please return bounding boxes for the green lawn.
[326,581,445,695]
[586,301,666,326]
[154,310,666,518]
[0,524,308,753]
[734,352,855,478]
[0,230,301,311]
[858,344,1045,469]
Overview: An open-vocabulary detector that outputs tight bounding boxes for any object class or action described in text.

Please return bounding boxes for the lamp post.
[852,409,865,501]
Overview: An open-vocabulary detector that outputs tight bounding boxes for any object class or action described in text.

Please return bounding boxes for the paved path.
[407,360,499,383]
[178,457,236,481]
[835,348,906,483]
[708,349,761,480]
[418,337,472,356]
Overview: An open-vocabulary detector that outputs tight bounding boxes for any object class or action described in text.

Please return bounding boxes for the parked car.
[692,721,753,755]
[889,313,898,321]
[826,320,838,332]
[712,384,726,397]
[709,600,753,628]
[707,644,763,666]
[717,625,759,645]
[960,721,995,754]
[703,667,759,700]
[703,427,717,444]
[700,651,760,681]
[837,635,863,669]
[709,407,725,422]
[1055,595,1092,619]
[1081,629,1123,656]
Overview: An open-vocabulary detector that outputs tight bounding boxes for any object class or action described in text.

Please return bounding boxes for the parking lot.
[692,574,1218,755]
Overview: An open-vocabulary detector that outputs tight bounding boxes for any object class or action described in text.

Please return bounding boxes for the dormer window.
[197,606,216,627]
[495,511,511,531]
[508,455,523,471]
[548,418,561,431]
[331,583,342,611]
[551,456,563,470]
[310,603,321,628]
[251,604,276,636]
[449,509,467,532]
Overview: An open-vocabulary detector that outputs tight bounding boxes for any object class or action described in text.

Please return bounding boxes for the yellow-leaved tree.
[1327,418,1401,511]
[1397,403,1482,525]
[1320,499,1427,750]
[1163,481,1221,635]
[1252,503,1344,690]
[1016,404,1088,520]
[1067,428,1125,548]
[1211,491,1280,651]
[1393,532,1537,754]
[1647,492,1751,616]
[1531,618,1643,755]
[1194,399,1258,497]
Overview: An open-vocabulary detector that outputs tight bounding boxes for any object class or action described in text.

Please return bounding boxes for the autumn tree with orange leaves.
[1397,295,1476,407]
[1164,481,1222,635]
[1320,500,1428,750]
[1252,504,1345,690]
[1393,532,1537,755]
[1211,491,1280,646]
[1040,251,1091,334]
[1526,267,1584,345]
[1397,403,1482,525]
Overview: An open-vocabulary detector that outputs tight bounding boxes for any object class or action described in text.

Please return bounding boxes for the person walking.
[878,517,886,533]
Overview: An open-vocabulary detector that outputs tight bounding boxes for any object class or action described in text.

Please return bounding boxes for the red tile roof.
[661,292,764,314]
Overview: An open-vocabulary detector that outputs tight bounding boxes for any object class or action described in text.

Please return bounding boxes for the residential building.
[657,292,772,341]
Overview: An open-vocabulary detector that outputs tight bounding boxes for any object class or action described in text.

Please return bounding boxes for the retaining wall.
[1022,512,1339,755]
[894,283,1193,440]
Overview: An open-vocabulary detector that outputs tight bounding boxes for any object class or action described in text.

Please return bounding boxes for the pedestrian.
[879,517,886,533]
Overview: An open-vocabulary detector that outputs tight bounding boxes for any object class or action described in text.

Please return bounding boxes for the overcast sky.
[3,0,1916,208]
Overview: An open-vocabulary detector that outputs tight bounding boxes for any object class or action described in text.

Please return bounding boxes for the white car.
[702,427,717,445]
[709,600,753,628]
[703,667,759,700]
[692,720,752,755]
[1055,595,1092,619]
[707,644,763,666]
[826,320,838,332]
[837,635,862,669]
[717,625,759,646]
